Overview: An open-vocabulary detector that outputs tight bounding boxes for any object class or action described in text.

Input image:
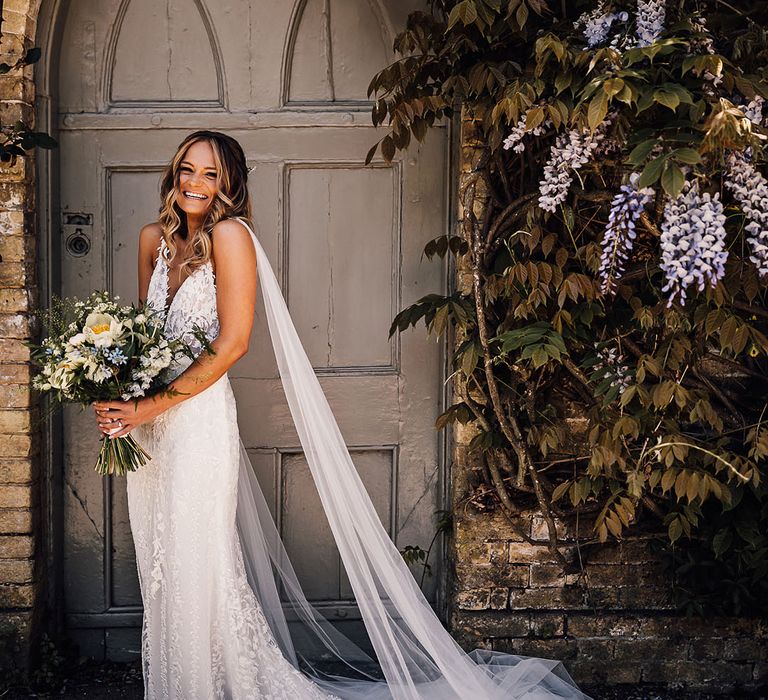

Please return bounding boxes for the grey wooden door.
[49,0,447,660]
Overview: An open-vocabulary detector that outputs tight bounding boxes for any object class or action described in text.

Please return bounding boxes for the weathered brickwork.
[448,112,767,694]
[449,484,767,691]
[0,0,44,674]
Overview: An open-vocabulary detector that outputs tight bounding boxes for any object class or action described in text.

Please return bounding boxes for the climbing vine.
[370,0,768,616]
[0,13,57,165]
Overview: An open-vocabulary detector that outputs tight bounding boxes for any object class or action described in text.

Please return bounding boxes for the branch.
[482,192,538,259]
[465,179,567,565]
[732,300,768,321]
[493,150,514,204]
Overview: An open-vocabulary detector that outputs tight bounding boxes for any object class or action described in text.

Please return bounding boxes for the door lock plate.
[63,212,93,257]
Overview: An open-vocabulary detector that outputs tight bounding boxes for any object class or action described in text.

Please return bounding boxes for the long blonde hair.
[158,130,253,276]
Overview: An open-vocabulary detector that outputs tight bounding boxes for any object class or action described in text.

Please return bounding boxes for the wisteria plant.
[369,0,768,616]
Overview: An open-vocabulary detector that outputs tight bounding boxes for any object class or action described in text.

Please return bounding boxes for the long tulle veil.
[231,217,590,699]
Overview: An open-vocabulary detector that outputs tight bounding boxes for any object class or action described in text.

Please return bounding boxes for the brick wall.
[0,0,44,674]
[449,452,767,692]
[448,111,767,694]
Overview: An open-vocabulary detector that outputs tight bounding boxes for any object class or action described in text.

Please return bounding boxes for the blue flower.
[103,346,128,366]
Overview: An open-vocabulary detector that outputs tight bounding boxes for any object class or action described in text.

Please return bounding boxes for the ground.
[0,659,765,699]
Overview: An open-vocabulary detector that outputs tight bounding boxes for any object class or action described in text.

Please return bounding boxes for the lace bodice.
[146,238,220,382]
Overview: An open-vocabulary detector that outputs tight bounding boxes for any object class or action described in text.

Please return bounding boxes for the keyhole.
[66,229,91,257]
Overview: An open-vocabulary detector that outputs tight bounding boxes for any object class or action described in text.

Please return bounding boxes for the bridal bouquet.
[30,291,210,476]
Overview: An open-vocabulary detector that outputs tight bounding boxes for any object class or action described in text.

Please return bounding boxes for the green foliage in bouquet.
[369,0,768,616]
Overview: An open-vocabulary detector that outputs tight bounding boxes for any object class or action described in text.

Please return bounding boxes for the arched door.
[47,0,448,660]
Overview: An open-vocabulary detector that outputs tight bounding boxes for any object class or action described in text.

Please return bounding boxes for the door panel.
[52,0,447,660]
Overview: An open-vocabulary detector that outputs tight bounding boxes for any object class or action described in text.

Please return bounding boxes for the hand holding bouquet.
[30,291,211,475]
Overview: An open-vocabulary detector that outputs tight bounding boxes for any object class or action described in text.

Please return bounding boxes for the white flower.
[743,96,765,127]
[83,312,125,348]
[503,117,551,153]
[574,3,630,48]
[49,362,76,392]
[593,343,633,395]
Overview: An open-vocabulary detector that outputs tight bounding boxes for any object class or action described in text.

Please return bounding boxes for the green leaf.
[668,516,684,543]
[603,77,625,97]
[32,132,58,149]
[516,1,528,28]
[447,0,478,29]
[24,47,42,65]
[626,138,658,166]
[588,91,609,131]
[638,154,667,188]
[661,163,685,198]
[381,134,396,163]
[552,480,571,502]
[654,89,680,111]
[672,147,701,165]
[365,142,379,166]
[712,528,733,558]
[554,72,571,95]
[525,106,546,131]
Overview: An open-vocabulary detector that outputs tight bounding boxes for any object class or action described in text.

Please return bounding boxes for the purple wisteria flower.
[598,173,655,295]
[574,4,629,48]
[743,96,765,126]
[593,343,633,395]
[538,122,609,213]
[636,0,665,47]
[659,181,728,305]
[503,117,551,153]
[725,152,768,278]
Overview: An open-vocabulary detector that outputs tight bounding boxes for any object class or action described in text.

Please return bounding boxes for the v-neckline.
[158,239,202,317]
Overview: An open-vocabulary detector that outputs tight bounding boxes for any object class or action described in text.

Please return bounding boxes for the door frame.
[34,0,456,644]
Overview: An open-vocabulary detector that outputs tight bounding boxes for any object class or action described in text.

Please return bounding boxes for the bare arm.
[137,222,163,304]
[94,219,258,436]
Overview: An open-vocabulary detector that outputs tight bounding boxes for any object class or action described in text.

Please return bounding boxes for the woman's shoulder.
[139,221,163,247]
[211,217,252,238]
[138,221,164,266]
[210,218,256,266]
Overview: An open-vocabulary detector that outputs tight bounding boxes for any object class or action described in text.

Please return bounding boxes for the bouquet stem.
[95,434,152,476]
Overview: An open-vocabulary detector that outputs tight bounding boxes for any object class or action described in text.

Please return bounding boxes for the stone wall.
[0,0,45,674]
[449,448,767,692]
[447,110,767,694]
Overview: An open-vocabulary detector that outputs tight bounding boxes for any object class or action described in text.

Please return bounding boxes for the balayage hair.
[158,130,253,276]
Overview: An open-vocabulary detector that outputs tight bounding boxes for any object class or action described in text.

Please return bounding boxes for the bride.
[92,130,589,700]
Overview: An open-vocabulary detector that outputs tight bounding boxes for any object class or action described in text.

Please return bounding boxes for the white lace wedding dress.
[126,218,590,700]
[128,233,336,699]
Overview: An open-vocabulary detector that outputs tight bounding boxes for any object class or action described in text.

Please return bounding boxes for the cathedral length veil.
[231,217,590,700]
